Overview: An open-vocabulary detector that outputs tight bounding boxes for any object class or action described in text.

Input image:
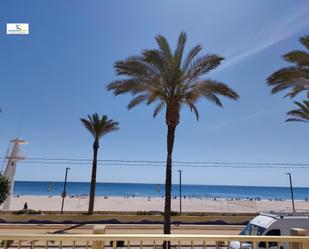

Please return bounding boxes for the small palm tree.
[81,113,119,214]
[106,32,239,235]
[286,101,309,123]
[267,35,309,98]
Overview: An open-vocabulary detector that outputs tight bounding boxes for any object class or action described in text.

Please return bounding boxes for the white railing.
[0,234,308,249]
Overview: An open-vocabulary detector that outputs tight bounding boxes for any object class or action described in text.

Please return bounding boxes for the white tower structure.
[2,138,28,210]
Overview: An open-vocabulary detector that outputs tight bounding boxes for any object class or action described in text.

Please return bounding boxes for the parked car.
[230,213,309,249]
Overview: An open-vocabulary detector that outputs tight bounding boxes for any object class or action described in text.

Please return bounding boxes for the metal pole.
[178,170,182,214]
[61,167,70,214]
[286,172,296,212]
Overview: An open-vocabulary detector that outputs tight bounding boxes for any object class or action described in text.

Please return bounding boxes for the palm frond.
[106,79,147,96]
[286,116,309,122]
[267,67,306,85]
[300,36,309,50]
[174,32,187,68]
[203,92,222,106]
[267,35,309,98]
[142,49,166,73]
[284,85,307,98]
[153,102,165,118]
[283,51,309,67]
[128,94,148,110]
[80,118,96,138]
[103,119,120,136]
[286,101,309,123]
[115,56,156,77]
[293,100,309,111]
[201,80,239,100]
[146,91,161,105]
[267,67,309,96]
[81,113,119,140]
[187,80,239,106]
[155,34,173,62]
[182,44,202,71]
[187,55,224,80]
[187,103,199,121]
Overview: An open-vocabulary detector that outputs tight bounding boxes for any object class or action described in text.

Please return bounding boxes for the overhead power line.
[0,156,309,166]
[0,157,309,169]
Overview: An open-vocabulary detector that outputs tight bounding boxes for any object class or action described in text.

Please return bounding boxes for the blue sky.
[1,0,309,187]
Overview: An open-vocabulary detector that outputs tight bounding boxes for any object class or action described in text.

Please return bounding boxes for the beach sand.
[8,195,309,213]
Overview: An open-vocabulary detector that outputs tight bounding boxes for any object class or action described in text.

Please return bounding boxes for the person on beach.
[23,202,28,210]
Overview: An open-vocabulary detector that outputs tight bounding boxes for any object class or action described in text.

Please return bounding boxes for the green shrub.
[136,211,179,216]
[170,211,179,216]
[136,211,162,216]
[0,174,10,205]
[11,209,42,215]
[1,240,14,247]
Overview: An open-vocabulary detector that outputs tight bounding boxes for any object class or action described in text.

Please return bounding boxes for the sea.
[13,181,309,200]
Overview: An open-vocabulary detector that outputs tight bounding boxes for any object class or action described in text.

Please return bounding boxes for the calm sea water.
[13,181,309,200]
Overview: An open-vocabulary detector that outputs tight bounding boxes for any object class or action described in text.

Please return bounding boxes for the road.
[0,224,243,235]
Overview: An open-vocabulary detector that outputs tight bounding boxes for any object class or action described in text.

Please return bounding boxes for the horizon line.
[14,180,309,189]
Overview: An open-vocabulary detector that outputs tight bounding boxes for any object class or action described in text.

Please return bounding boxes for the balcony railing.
[0,234,308,249]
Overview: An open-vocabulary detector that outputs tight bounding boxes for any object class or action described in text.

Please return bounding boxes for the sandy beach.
[7,195,309,213]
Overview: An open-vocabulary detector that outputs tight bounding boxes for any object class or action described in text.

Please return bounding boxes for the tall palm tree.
[286,101,309,123]
[267,35,309,98]
[106,32,239,235]
[81,113,119,214]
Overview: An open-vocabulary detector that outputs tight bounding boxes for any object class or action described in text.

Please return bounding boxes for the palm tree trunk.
[163,124,176,248]
[88,140,99,215]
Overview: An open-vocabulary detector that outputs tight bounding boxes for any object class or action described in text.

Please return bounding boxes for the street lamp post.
[286,172,296,212]
[61,167,70,214]
[178,170,182,214]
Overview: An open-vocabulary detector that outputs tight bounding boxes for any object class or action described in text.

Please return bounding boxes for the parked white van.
[230,213,309,249]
